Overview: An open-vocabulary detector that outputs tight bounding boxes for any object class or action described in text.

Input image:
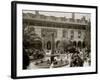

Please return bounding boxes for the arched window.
[82,41,86,48]
[56,40,60,49]
[47,41,51,50]
[78,41,81,48]
[73,41,76,47]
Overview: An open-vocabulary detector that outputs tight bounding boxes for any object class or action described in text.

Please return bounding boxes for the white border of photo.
[17,3,96,77]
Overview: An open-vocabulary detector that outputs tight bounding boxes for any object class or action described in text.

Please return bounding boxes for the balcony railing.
[23,14,88,25]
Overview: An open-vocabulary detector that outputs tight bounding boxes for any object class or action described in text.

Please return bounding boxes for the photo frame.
[11,1,98,79]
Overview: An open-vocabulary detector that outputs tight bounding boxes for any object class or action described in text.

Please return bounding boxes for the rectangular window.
[63,30,67,38]
[78,30,81,38]
[70,30,74,39]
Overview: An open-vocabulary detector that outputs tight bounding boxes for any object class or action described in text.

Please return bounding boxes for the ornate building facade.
[23,11,90,51]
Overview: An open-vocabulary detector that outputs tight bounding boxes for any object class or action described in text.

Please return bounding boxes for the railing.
[23,16,88,25]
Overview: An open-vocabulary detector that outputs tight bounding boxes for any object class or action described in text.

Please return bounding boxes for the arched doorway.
[73,41,76,47]
[78,41,81,48]
[47,41,51,50]
[82,41,86,48]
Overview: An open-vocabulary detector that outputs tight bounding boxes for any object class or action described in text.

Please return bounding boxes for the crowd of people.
[23,45,91,69]
[51,46,91,67]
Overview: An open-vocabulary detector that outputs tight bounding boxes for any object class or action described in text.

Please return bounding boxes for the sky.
[23,10,91,21]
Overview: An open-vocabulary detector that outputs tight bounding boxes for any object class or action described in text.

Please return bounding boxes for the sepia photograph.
[23,10,91,69]
[11,1,97,79]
